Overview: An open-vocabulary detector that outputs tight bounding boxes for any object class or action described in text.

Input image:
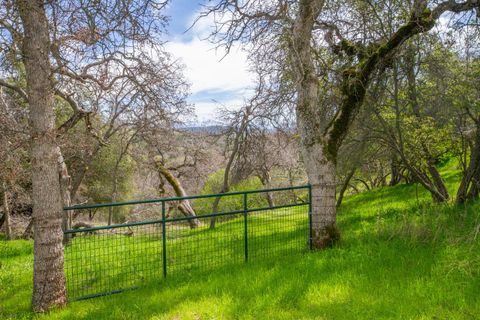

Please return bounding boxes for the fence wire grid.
[63,185,312,300]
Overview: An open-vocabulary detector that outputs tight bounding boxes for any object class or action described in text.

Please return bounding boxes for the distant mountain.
[179,125,228,134]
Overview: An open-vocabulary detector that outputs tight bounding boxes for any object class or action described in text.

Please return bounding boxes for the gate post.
[243,192,248,262]
[162,201,167,277]
[308,185,313,250]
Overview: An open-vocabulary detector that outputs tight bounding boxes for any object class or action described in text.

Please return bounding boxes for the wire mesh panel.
[63,185,311,300]
[64,222,163,300]
[248,205,309,259]
[165,213,244,276]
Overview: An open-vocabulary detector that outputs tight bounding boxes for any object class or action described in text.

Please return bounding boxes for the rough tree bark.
[16,0,67,311]
[291,0,340,248]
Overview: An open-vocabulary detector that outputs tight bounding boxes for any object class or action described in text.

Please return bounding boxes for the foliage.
[83,136,135,223]
[193,170,269,215]
[401,116,454,169]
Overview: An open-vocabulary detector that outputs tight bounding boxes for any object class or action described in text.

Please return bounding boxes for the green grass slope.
[1,165,479,319]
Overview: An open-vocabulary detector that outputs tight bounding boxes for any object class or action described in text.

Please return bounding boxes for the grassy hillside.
[1,164,479,319]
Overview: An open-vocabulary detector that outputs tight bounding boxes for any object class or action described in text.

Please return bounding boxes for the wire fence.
[63,185,312,300]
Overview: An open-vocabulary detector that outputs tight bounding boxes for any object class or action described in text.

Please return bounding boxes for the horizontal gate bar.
[64,185,310,211]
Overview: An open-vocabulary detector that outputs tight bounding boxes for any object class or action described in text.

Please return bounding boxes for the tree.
[153,158,201,228]
[1,0,185,205]
[16,0,67,311]
[208,74,294,227]
[366,41,455,202]
[139,125,206,227]
[203,0,479,248]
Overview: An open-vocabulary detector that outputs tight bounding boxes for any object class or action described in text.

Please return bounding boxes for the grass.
[1,163,479,319]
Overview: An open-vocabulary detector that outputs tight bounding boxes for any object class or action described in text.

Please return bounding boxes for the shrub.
[193,170,269,215]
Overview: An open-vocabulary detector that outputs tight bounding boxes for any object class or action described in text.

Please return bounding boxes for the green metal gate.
[63,185,312,300]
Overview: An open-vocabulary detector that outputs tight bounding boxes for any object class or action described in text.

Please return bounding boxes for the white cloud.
[165,9,255,122]
[166,39,253,94]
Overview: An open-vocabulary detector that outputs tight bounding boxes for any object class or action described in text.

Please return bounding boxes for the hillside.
[1,165,479,319]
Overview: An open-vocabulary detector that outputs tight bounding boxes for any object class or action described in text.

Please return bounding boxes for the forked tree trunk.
[291,0,339,249]
[154,161,200,228]
[17,0,67,311]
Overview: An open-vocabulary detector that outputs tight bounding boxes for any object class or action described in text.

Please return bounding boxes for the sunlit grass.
[1,165,479,319]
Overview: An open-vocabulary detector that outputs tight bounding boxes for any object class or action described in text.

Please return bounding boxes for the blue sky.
[164,1,254,123]
[165,0,202,37]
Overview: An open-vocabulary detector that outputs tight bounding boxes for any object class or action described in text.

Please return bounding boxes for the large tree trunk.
[17,0,67,311]
[291,0,339,249]
[2,181,12,240]
[301,141,340,248]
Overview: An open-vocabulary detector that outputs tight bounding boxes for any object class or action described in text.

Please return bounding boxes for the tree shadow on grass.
[39,229,479,320]
[4,200,480,319]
